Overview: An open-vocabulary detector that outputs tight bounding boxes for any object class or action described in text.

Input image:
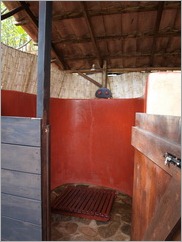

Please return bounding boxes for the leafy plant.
[1,2,36,52]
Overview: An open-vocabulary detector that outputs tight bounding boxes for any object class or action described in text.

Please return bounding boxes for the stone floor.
[51,184,132,241]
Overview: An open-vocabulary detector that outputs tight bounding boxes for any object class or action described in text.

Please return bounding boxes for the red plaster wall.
[2,90,144,196]
[1,90,36,117]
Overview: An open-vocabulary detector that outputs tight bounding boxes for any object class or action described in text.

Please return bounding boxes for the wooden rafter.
[78,73,102,88]
[51,45,69,70]
[18,1,68,70]
[52,30,180,45]
[164,8,180,66]
[80,1,102,68]
[3,1,180,72]
[64,66,181,74]
[19,1,38,25]
[1,4,26,20]
[150,2,165,66]
[64,51,180,61]
[52,2,180,21]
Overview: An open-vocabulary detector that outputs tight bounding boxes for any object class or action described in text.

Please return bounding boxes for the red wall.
[1,90,36,117]
[2,90,144,196]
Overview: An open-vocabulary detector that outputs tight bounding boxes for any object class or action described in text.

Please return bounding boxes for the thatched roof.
[2,1,181,73]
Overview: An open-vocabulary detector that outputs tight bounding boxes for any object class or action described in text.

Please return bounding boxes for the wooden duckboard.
[52,186,116,221]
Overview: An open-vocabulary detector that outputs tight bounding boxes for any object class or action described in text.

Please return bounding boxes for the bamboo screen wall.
[1,44,148,99]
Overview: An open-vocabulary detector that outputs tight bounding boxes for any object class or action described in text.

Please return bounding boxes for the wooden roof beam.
[52,2,180,21]
[51,44,69,70]
[19,1,38,25]
[64,66,181,74]
[18,1,68,70]
[64,51,181,61]
[150,2,164,66]
[1,4,27,21]
[80,1,103,68]
[78,73,102,88]
[164,8,180,66]
[52,30,180,45]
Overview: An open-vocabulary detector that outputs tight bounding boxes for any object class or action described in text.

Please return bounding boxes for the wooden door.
[1,117,43,241]
[131,113,181,241]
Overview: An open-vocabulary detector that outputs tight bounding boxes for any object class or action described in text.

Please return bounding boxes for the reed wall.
[1,43,148,99]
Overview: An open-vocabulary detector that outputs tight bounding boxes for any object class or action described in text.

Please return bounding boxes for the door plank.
[131,150,171,240]
[1,116,41,146]
[143,179,181,240]
[2,193,42,225]
[1,216,42,241]
[135,113,181,144]
[132,127,181,178]
[1,169,41,200]
[1,144,41,174]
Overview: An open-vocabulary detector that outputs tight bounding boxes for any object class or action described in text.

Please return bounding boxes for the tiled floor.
[51,184,132,241]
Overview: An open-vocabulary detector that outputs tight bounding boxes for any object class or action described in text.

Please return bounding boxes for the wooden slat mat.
[51,186,116,221]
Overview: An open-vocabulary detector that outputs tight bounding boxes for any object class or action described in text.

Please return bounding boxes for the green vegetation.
[1,2,36,52]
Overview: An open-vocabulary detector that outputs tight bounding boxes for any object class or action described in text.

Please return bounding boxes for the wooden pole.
[36,1,52,241]
[102,60,107,87]
[37,1,52,124]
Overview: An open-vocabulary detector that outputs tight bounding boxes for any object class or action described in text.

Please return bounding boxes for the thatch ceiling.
[2,1,181,73]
